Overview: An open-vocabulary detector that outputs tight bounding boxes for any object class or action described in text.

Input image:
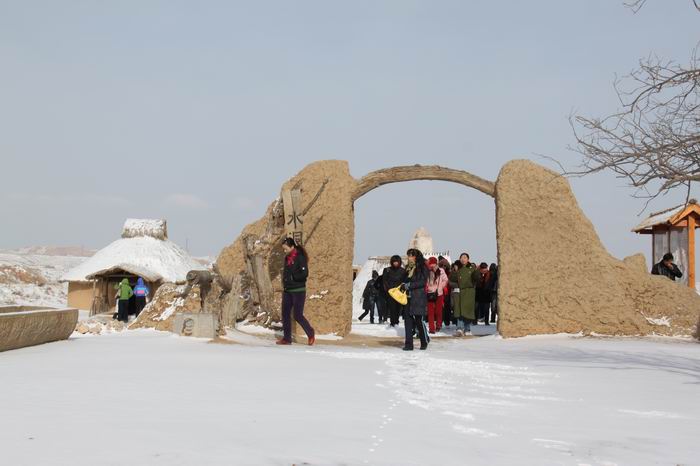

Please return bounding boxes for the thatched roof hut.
[62,219,204,313]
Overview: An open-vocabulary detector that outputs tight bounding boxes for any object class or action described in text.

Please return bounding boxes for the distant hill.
[2,246,96,257]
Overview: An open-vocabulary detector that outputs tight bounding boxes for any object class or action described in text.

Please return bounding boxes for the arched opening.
[351,166,499,339]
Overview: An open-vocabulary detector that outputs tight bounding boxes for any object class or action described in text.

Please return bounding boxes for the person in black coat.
[488,263,499,323]
[276,238,315,346]
[359,271,379,323]
[383,255,407,327]
[374,273,388,323]
[401,249,429,351]
[651,253,683,281]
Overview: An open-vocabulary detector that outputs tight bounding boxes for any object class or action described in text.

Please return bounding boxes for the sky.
[0,0,698,269]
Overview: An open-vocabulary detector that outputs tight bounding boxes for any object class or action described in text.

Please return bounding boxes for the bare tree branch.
[566,2,700,204]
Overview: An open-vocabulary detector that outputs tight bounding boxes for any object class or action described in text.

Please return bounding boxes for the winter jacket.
[450,264,479,319]
[383,265,407,292]
[283,249,309,292]
[651,261,683,281]
[427,267,449,297]
[115,279,133,301]
[475,269,492,304]
[406,264,428,317]
[374,275,386,297]
[362,278,378,310]
[134,278,150,298]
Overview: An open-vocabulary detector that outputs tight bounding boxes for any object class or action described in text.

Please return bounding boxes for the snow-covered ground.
[0,250,86,307]
[2,331,698,466]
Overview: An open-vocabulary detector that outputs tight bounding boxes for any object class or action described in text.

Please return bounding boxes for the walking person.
[651,253,683,281]
[426,257,448,334]
[488,263,499,324]
[133,277,150,317]
[383,255,407,327]
[114,278,133,323]
[402,249,429,351]
[475,263,492,325]
[359,271,379,323]
[450,253,479,336]
[374,273,388,324]
[276,238,316,346]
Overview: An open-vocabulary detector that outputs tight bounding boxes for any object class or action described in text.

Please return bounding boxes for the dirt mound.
[495,160,700,337]
[0,265,47,286]
[129,283,203,332]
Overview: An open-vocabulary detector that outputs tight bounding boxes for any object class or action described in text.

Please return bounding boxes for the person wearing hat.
[114,278,133,323]
[426,256,448,334]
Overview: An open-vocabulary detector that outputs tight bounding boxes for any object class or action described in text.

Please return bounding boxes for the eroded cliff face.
[495,160,700,338]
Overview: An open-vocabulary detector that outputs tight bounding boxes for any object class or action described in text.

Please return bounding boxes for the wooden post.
[688,215,696,289]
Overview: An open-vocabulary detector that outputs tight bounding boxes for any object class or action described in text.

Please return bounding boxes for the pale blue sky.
[0,1,697,267]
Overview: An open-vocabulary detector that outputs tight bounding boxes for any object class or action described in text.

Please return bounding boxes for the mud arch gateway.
[214,160,700,339]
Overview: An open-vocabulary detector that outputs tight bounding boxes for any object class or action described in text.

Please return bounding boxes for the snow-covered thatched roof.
[122,218,167,240]
[62,219,204,283]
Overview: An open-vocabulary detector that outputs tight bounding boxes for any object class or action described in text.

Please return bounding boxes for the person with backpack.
[383,255,407,327]
[114,278,133,323]
[276,237,315,346]
[426,257,448,334]
[401,249,429,351]
[359,270,379,323]
[133,277,150,317]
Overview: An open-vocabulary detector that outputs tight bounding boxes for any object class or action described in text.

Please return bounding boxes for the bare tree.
[567,1,700,206]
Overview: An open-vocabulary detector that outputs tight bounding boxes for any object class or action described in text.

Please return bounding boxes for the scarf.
[286,248,298,267]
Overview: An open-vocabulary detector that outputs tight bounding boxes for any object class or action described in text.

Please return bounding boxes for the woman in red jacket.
[426,257,448,334]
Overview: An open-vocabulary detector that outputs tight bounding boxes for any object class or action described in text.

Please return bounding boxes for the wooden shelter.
[632,199,699,288]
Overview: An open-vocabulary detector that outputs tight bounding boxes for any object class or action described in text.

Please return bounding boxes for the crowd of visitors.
[359,251,499,350]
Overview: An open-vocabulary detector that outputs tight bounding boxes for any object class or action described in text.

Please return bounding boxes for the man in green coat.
[449,253,479,335]
[114,278,133,323]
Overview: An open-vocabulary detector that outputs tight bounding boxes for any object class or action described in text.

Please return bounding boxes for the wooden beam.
[688,215,696,289]
[352,165,496,201]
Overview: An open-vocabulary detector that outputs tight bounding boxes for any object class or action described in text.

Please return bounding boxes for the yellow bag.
[388,285,408,306]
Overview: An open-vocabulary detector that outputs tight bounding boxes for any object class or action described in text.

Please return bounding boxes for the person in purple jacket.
[133,277,150,317]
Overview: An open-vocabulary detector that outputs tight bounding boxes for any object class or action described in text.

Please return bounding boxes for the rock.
[110,321,125,332]
[623,254,648,273]
[88,325,102,335]
[128,283,202,332]
[495,159,700,337]
[216,160,356,336]
[76,322,90,334]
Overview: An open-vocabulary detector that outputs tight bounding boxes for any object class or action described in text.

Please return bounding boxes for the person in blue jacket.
[133,277,150,317]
